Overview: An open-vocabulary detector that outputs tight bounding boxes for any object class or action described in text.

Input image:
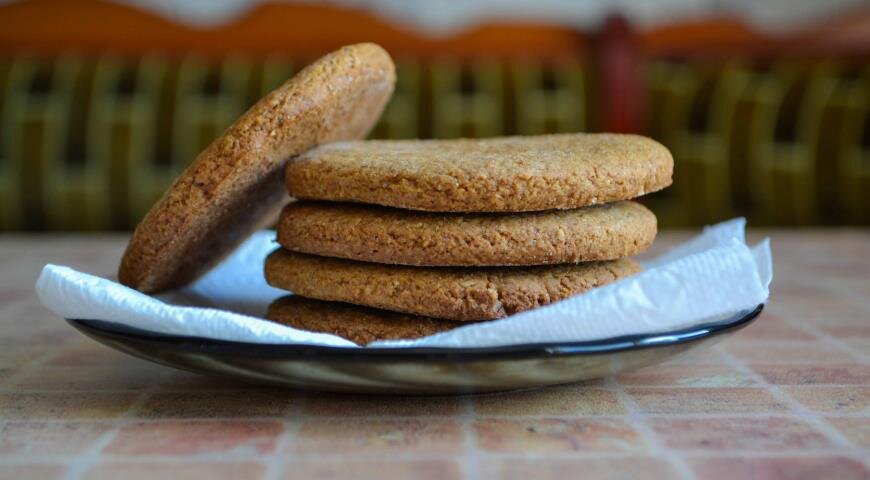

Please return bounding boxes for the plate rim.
[67,304,763,361]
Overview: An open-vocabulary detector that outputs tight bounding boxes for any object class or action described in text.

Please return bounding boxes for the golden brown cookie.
[277,200,656,266]
[266,295,465,346]
[285,133,673,212]
[118,43,396,293]
[265,250,642,321]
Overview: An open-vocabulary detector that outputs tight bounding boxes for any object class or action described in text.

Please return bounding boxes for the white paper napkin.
[36,218,771,348]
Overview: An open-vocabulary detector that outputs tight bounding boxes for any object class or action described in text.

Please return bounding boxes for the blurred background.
[0,0,867,231]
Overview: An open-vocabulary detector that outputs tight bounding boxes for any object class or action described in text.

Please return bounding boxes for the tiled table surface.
[0,231,868,480]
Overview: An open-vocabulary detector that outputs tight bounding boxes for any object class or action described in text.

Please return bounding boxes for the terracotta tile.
[826,417,870,448]
[842,338,870,354]
[473,418,642,453]
[104,421,282,456]
[292,419,463,454]
[649,416,830,450]
[616,364,755,387]
[0,393,139,420]
[841,334,870,348]
[281,459,461,480]
[83,462,266,480]
[0,463,64,480]
[473,386,624,416]
[134,391,297,418]
[726,311,815,342]
[688,455,869,480]
[806,311,870,330]
[750,364,870,385]
[821,325,870,339]
[0,287,33,306]
[724,342,856,364]
[0,304,78,346]
[301,393,463,417]
[0,346,49,369]
[46,341,147,367]
[769,230,870,254]
[767,282,827,300]
[156,371,262,391]
[478,457,679,480]
[777,289,868,324]
[0,321,76,346]
[2,301,57,320]
[11,365,164,391]
[626,387,788,414]
[783,386,870,413]
[661,346,729,365]
[766,280,810,297]
[0,421,111,455]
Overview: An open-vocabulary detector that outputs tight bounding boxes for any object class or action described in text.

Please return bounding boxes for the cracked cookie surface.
[285,133,673,212]
[265,250,642,321]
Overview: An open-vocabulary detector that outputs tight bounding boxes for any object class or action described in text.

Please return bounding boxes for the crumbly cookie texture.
[285,133,673,212]
[277,200,656,266]
[265,250,642,321]
[118,43,395,293]
[266,295,465,346]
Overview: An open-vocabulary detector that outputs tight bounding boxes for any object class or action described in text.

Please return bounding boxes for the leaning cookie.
[265,250,642,321]
[285,133,673,212]
[118,43,396,293]
[266,296,465,346]
[277,200,656,266]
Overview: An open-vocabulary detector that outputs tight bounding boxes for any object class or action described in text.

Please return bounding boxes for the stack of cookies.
[115,42,673,347]
[265,134,673,345]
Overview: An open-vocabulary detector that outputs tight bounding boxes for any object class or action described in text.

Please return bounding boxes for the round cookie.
[285,133,673,212]
[265,250,642,321]
[266,295,465,346]
[118,43,396,293]
[277,200,656,267]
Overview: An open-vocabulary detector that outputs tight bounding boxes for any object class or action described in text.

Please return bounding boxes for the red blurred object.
[596,14,645,134]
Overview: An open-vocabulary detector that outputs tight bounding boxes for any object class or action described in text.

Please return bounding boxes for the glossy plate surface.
[68,305,762,394]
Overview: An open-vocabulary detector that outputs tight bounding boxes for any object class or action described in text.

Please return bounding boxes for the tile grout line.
[716,348,867,466]
[60,390,156,480]
[461,395,480,480]
[262,394,307,480]
[778,311,869,364]
[607,376,697,480]
[809,273,870,314]
[780,276,870,362]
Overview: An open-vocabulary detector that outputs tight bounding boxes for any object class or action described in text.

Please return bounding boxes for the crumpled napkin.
[36,218,771,348]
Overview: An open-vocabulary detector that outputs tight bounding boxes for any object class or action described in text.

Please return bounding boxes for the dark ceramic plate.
[68,304,762,394]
